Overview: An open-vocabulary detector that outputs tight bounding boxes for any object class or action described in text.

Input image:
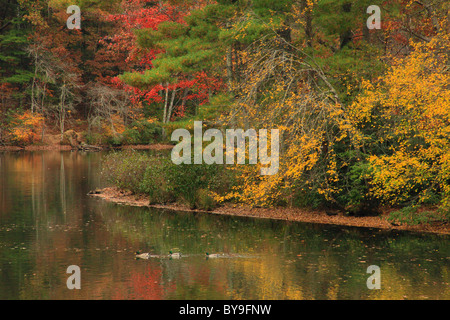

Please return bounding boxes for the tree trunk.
[163,82,170,123]
[167,87,177,123]
[226,45,233,91]
[60,83,66,141]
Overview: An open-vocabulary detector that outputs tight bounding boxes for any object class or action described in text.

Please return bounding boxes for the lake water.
[0,151,448,299]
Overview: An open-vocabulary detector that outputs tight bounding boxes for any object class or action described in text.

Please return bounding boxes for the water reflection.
[0,151,448,300]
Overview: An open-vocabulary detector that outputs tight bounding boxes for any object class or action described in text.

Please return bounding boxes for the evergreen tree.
[0,1,33,110]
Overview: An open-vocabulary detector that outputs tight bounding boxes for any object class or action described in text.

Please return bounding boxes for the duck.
[135,251,161,259]
[135,251,150,259]
[205,252,220,259]
[169,250,181,259]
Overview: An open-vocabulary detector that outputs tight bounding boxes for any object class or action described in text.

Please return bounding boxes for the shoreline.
[90,187,450,235]
[0,143,174,152]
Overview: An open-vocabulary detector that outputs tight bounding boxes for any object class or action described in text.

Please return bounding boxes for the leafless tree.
[86,83,131,136]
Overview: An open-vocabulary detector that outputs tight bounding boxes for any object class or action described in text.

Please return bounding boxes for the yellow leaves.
[102,114,126,137]
[222,83,354,205]
[217,33,368,206]
[9,111,44,145]
[218,12,449,209]
[352,33,450,208]
[146,117,158,124]
[369,151,434,205]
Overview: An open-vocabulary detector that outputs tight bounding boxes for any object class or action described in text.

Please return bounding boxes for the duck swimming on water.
[169,251,181,258]
[135,251,161,259]
[135,251,151,259]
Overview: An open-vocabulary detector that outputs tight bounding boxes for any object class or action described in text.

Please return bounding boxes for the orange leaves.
[9,111,44,145]
[102,114,126,137]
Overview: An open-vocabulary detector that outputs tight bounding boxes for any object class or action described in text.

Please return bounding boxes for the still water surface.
[0,151,448,299]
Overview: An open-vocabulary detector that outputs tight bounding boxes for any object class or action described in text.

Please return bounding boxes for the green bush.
[290,188,324,209]
[101,151,150,193]
[140,156,175,204]
[101,151,233,210]
[196,188,217,211]
[123,120,163,145]
[162,119,195,141]
[165,162,220,209]
[106,133,125,146]
[387,206,449,226]
[85,132,106,145]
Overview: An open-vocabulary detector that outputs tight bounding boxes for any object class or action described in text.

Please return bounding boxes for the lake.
[0,151,448,299]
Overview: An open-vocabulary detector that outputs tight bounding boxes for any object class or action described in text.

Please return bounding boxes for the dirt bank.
[0,145,73,151]
[0,128,174,151]
[0,143,173,151]
[120,144,174,150]
[89,187,449,235]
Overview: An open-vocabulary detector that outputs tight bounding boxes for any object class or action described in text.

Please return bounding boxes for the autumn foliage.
[351,32,450,212]
[1,0,449,224]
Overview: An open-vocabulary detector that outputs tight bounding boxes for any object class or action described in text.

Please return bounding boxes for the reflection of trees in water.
[0,152,448,299]
[60,153,66,221]
[0,151,113,299]
[104,205,449,299]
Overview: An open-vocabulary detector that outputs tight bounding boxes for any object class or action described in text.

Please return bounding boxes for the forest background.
[1,0,449,225]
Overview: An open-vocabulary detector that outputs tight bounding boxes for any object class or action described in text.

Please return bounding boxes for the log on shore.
[78,143,103,151]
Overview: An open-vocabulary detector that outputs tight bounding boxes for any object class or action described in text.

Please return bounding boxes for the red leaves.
[99,1,224,118]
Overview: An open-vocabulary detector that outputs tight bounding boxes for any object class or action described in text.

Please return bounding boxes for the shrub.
[387,206,449,226]
[105,133,125,146]
[123,120,163,145]
[162,119,195,141]
[140,156,175,204]
[101,151,232,210]
[85,132,103,145]
[290,188,324,209]
[165,162,220,209]
[7,110,44,146]
[196,188,217,211]
[101,151,150,193]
